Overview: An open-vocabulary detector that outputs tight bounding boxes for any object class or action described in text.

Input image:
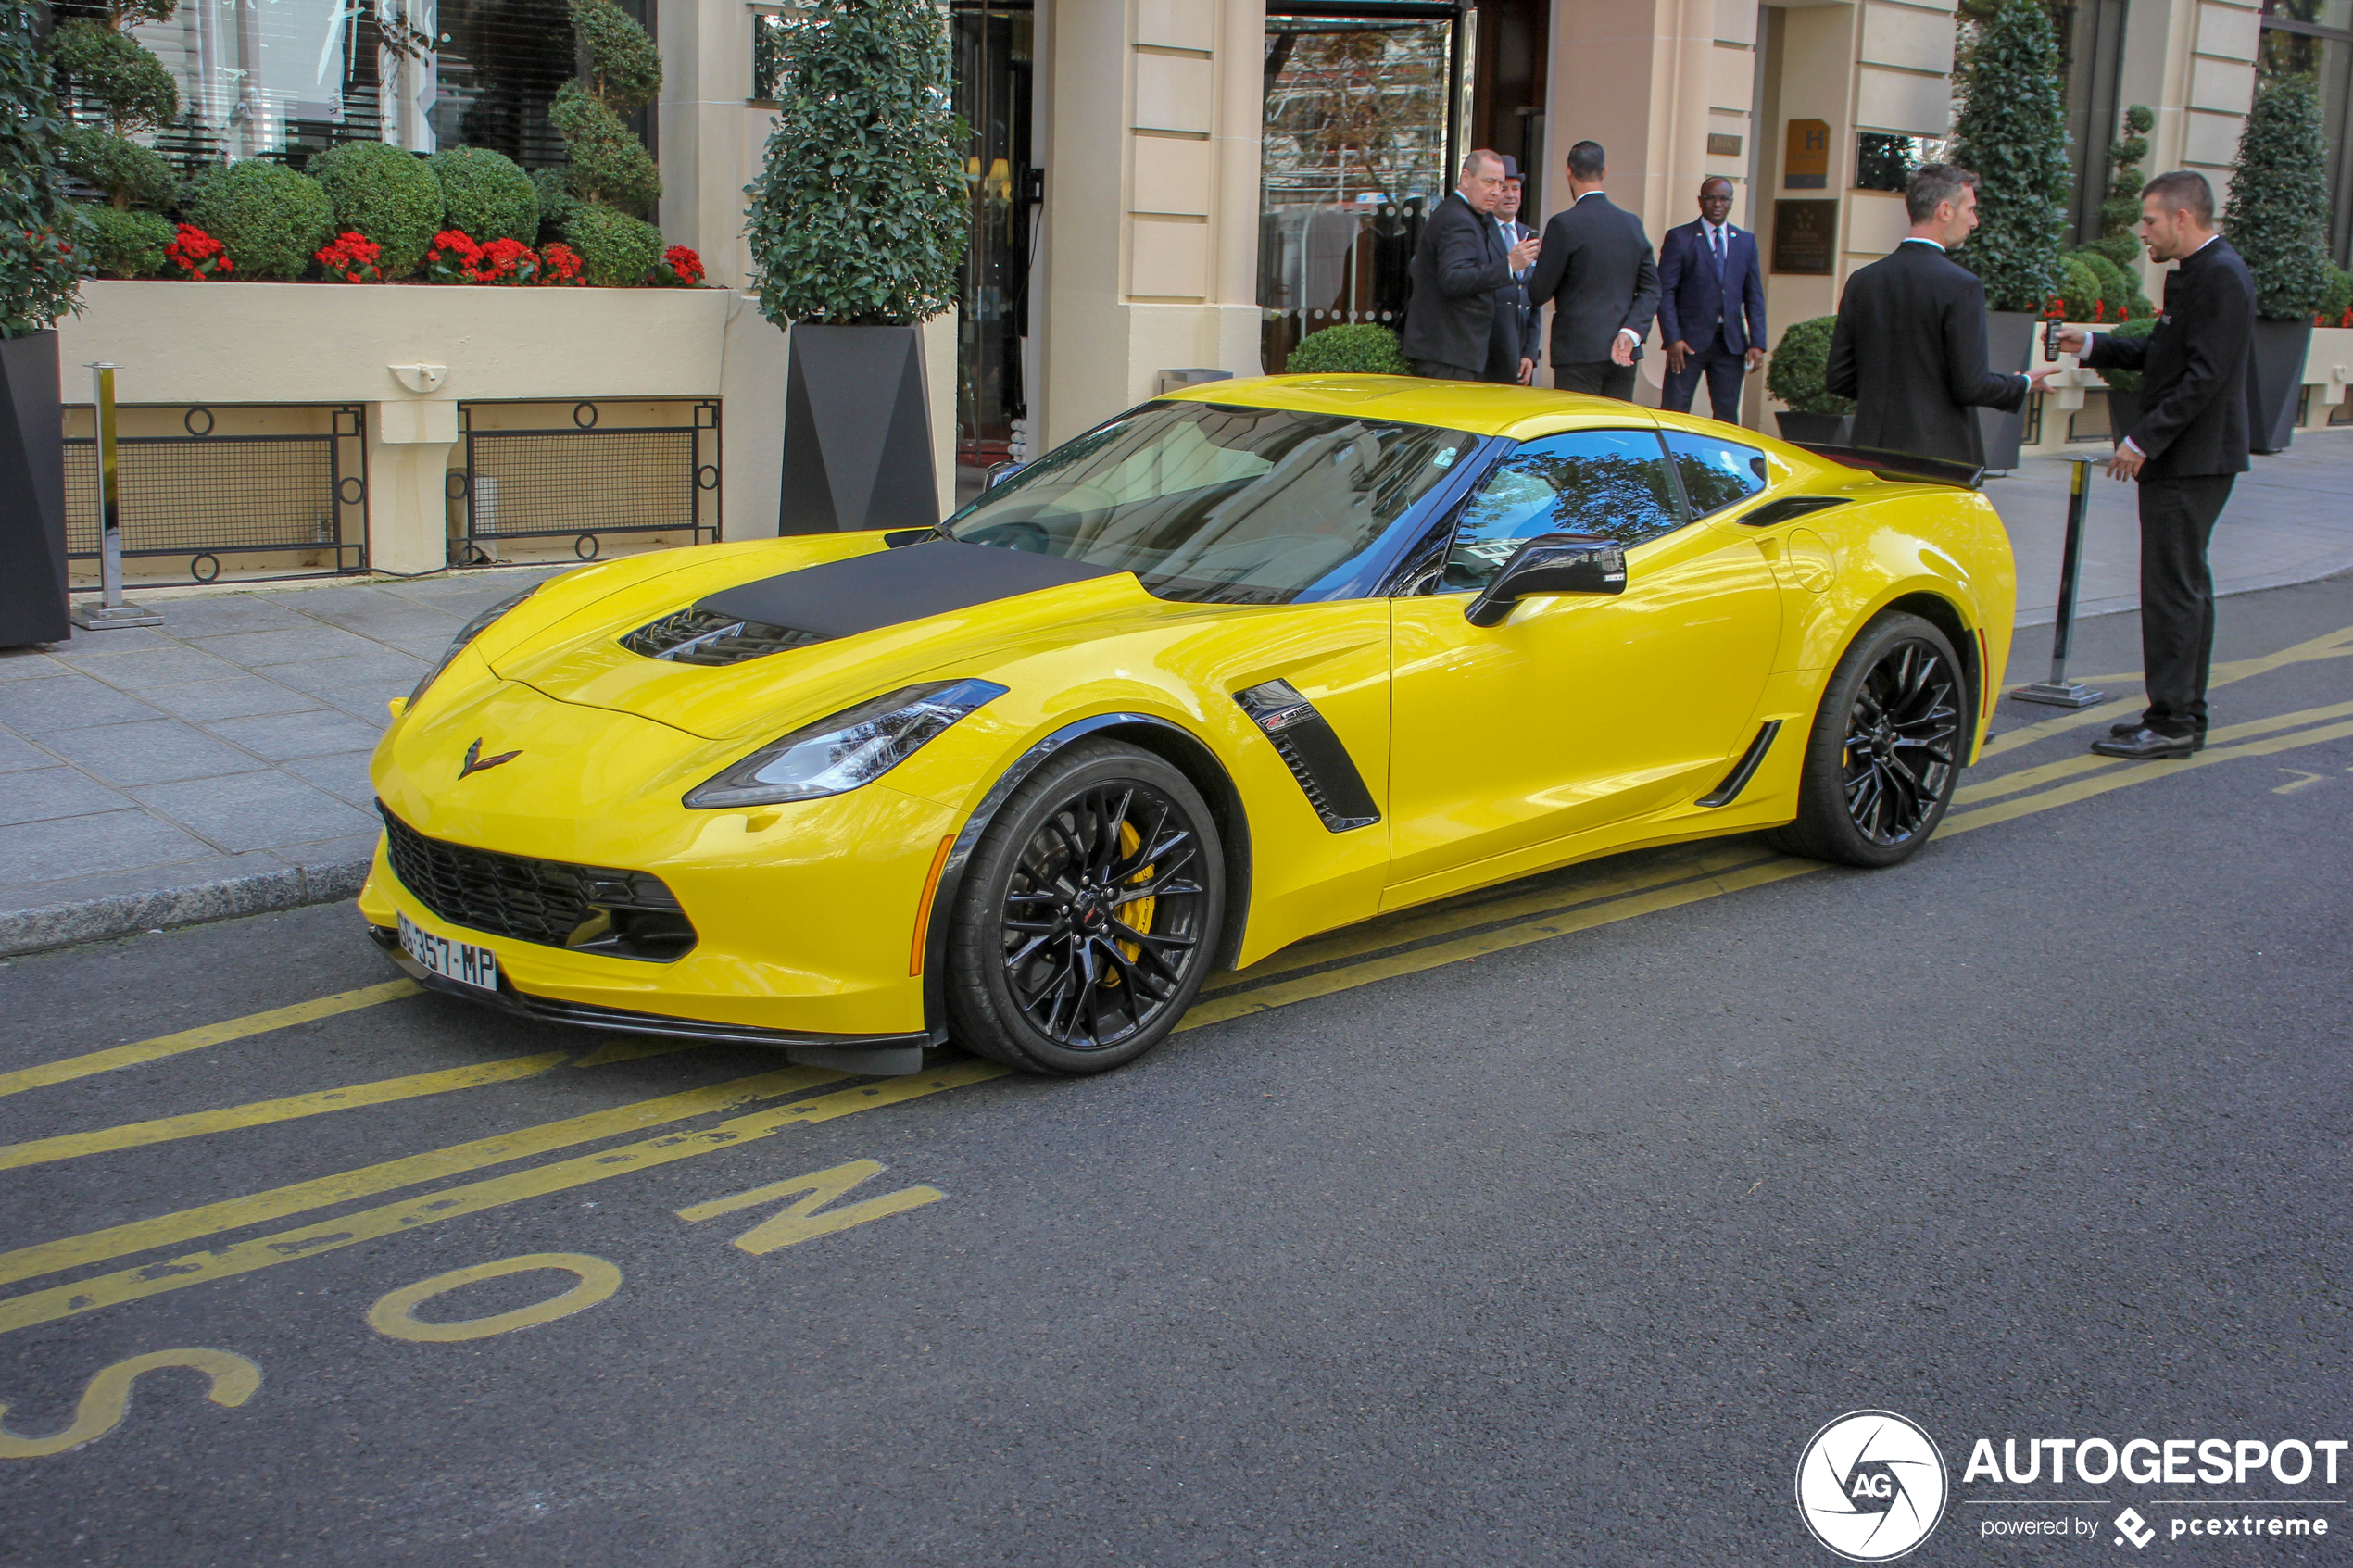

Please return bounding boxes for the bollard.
[70,363,162,631]
[2007,453,2104,708]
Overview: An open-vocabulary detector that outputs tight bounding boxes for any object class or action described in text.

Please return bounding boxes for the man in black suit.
[1496,160,1541,385]
[2058,171,2256,761]
[1658,176,1766,420]
[1400,148,1541,383]
[1824,164,2055,465]
[1525,140,1659,400]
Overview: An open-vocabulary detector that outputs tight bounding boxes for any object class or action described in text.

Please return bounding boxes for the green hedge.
[1766,316,1852,416]
[73,202,171,277]
[429,146,539,245]
[1284,322,1410,375]
[186,159,334,281]
[59,124,174,209]
[307,140,440,276]
[2052,254,2103,322]
[564,201,663,287]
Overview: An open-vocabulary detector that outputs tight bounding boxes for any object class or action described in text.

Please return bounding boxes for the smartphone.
[2042,318,2063,362]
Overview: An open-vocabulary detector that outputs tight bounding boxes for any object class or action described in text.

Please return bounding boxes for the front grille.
[378,804,692,956]
[621,607,827,665]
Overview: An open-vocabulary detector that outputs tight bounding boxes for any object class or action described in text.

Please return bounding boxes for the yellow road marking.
[1959,698,2353,806]
[677,1159,947,1255]
[0,1065,843,1292]
[0,1061,1002,1337]
[0,1348,260,1460]
[1940,718,2353,837]
[367,1253,622,1343]
[0,1053,572,1174]
[1982,623,2353,759]
[2273,770,2324,795]
[0,980,420,1101]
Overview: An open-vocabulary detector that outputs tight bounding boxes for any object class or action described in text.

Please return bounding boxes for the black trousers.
[1413,358,1483,382]
[1554,359,1636,400]
[1662,329,1744,420]
[2136,473,2234,736]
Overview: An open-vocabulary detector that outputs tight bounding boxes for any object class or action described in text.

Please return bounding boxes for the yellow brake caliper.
[1102,819,1156,986]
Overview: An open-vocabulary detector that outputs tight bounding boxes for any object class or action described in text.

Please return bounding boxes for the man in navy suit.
[1657,177,1766,420]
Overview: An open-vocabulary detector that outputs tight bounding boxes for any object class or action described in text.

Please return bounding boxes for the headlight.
[683,679,1007,809]
[409,583,542,706]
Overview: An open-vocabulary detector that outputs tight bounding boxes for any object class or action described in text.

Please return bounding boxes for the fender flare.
[918,713,1255,1037]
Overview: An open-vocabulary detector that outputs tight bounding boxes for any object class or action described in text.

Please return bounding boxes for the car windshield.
[941,400,1481,603]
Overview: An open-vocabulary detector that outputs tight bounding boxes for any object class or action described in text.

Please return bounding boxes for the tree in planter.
[1765,316,1853,440]
[1948,0,2068,315]
[746,0,967,532]
[2090,105,2155,272]
[553,0,664,285]
[2226,72,2332,451]
[1,0,80,645]
[49,0,180,278]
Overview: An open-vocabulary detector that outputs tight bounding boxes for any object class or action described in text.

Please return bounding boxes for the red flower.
[466,237,539,285]
[315,231,384,283]
[167,223,232,280]
[423,230,482,283]
[537,242,585,285]
[650,245,705,287]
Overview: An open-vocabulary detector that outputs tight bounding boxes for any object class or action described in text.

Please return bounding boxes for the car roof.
[1162,374,1727,443]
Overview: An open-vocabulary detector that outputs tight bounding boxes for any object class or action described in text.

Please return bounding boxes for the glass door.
[951,4,1036,473]
[1260,6,1462,373]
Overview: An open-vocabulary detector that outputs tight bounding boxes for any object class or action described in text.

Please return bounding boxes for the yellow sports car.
[361,376,2014,1075]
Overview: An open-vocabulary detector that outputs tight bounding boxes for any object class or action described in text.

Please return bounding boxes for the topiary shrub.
[2323,266,2353,330]
[2091,104,2154,271]
[187,159,334,280]
[1284,322,1410,374]
[428,146,539,245]
[1950,0,2068,313]
[1766,316,1854,415]
[48,19,176,134]
[529,166,578,244]
[2097,314,2156,395]
[555,0,661,216]
[60,124,173,209]
[563,200,662,287]
[73,202,172,277]
[2072,250,2132,319]
[307,140,440,276]
[2051,253,2103,321]
[2225,73,2333,322]
[1,0,82,335]
[746,0,966,326]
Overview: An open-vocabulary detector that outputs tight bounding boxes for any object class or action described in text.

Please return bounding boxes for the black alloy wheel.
[1768,611,1966,868]
[947,740,1226,1075]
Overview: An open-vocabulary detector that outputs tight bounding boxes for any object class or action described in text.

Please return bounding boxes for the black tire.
[1766,611,1967,868]
[945,741,1226,1075]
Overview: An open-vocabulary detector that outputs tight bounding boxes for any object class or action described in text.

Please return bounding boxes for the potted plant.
[49,0,178,278]
[1950,0,2068,471]
[1285,323,1410,374]
[746,0,967,533]
[2225,73,2332,454]
[1765,317,1854,445]
[0,0,81,646]
[552,0,665,287]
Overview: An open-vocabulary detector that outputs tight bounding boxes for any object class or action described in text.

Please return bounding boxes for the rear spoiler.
[1789,443,1985,491]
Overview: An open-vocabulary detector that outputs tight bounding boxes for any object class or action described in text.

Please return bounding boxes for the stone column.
[365,399,457,575]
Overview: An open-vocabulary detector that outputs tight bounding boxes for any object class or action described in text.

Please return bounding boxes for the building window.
[2260,0,2353,264]
[1855,132,1938,194]
[2052,0,2129,245]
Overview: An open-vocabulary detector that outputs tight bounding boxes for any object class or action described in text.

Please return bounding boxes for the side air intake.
[1233,680,1381,833]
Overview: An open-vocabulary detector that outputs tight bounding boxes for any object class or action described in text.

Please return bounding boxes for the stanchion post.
[70,362,162,631]
[2008,453,2104,708]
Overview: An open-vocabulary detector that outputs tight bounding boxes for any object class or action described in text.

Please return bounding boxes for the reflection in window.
[2259,2,2353,264]
[1443,430,1681,592]
[1664,432,1769,518]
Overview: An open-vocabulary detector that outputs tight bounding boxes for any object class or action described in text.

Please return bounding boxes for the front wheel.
[1767,611,1967,868]
[945,741,1226,1075]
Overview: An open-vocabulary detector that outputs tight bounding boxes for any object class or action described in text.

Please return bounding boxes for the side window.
[1442,429,1681,592]
[1664,432,1769,518]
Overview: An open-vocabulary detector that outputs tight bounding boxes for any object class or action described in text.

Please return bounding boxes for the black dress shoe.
[2091,726,2198,760]
[2109,721,2205,749]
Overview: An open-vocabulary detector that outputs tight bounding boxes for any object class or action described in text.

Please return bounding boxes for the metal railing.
[64,405,368,585]
[449,399,721,566]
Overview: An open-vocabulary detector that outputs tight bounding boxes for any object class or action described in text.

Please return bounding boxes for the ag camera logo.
[1796,1411,1950,1561]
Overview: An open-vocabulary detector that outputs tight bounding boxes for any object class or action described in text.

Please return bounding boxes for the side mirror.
[1464,532,1627,626]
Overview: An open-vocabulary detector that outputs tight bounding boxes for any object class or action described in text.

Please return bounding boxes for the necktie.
[1711,225,1725,279]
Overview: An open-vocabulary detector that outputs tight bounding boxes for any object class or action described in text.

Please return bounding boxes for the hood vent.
[620,607,830,666]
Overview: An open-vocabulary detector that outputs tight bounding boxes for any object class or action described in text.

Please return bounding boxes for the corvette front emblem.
[459,738,522,779]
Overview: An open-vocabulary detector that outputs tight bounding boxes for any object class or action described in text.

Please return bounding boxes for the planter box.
[2248,319,2312,455]
[0,332,69,647]
[1974,310,2038,472]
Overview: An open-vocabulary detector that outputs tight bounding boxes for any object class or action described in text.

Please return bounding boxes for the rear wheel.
[1767,611,1966,868]
[946,741,1225,1075]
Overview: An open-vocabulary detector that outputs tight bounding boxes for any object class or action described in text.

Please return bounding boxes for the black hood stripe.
[697,540,1126,641]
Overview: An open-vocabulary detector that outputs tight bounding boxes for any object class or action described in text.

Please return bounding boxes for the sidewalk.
[6,429,2352,958]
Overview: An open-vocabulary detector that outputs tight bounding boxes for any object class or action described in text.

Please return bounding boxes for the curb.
[0,858,373,960]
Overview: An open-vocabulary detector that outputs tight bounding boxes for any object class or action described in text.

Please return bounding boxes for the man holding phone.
[2057,170,2256,761]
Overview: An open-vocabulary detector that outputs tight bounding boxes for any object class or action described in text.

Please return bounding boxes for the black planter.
[779,323,938,534]
[0,331,69,648]
[2103,385,2142,447]
[2246,318,2312,456]
[1973,310,2038,472]
[1775,410,1853,445]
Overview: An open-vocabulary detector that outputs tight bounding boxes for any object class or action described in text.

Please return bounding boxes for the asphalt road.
[2,572,2348,1567]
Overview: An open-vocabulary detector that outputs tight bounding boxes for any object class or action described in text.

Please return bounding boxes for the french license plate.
[397,912,500,994]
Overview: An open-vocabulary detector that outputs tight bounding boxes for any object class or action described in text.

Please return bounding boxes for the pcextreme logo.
[1796,1411,1951,1562]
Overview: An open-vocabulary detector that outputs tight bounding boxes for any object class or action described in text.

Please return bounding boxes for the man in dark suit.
[1400,148,1541,383]
[1496,160,1541,385]
[2058,171,2256,761]
[1824,164,2055,465]
[1525,140,1659,400]
[1658,176,1766,420]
